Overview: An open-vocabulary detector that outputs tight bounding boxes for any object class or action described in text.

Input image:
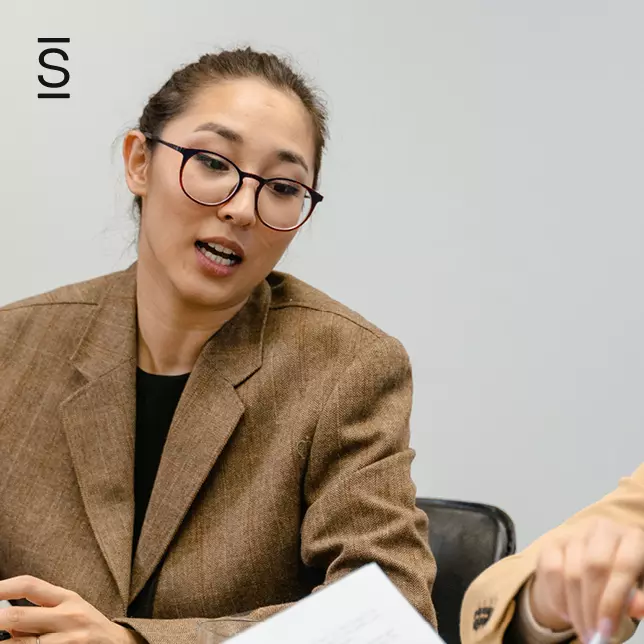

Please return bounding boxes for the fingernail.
[598,618,613,637]
[588,633,609,644]
[588,619,614,644]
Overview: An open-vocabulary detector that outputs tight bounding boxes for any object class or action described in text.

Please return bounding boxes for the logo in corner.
[37,38,71,99]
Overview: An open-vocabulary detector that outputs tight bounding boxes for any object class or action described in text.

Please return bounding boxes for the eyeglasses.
[142,134,324,232]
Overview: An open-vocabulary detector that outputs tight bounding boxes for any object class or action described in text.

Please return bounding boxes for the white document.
[228,563,444,644]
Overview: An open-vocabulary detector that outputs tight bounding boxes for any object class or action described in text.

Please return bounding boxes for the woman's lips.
[196,240,243,263]
[197,236,245,260]
[195,242,242,277]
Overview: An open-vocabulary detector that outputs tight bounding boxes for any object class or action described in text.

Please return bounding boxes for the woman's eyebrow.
[193,121,243,143]
[276,150,309,174]
[194,121,310,173]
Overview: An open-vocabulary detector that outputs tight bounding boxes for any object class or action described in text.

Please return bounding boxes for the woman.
[0,48,436,644]
[461,464,644,644]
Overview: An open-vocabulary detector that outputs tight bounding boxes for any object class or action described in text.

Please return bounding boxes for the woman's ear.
[123,130,149,199]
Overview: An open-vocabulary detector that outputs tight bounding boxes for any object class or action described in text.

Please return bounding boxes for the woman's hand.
[0,576,142,644]
[529,517,644,642]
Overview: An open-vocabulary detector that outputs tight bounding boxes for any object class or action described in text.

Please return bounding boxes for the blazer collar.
[70,262,271,387]
[62,262,271,607]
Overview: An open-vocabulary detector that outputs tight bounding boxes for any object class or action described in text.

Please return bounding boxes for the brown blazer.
[461,465,644,644]
[0,264,436,644]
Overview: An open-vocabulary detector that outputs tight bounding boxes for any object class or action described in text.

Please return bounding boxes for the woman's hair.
[133,47,328,217]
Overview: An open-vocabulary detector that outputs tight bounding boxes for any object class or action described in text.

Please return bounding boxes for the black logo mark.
[38,38,70,99]
[473,606,494,630]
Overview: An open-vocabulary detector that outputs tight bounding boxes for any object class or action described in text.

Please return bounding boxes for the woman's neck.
[135,263,247,375]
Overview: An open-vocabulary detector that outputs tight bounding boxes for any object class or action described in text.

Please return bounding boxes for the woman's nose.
[216,179,257,228]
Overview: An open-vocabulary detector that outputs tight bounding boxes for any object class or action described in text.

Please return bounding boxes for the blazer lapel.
[130,278,271,601]
[60,266,138,608]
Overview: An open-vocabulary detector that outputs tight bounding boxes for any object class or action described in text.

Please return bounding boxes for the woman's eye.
[270,181,301,197]
[196,154,229,172]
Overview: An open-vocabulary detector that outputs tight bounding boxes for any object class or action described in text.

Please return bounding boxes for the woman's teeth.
[208,242,235,256]
[199,246,236,266]
[198,243,238,266]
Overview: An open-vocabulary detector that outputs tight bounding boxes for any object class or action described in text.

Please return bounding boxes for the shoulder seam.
[0,301,98,313]
[269,301,382,339]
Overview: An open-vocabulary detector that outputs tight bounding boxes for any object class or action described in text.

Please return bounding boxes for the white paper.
[228,563,443,644]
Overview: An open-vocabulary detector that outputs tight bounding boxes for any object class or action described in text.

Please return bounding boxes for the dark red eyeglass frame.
[142,133,324,232]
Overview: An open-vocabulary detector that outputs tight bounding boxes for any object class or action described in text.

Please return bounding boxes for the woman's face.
[125,78,317,310]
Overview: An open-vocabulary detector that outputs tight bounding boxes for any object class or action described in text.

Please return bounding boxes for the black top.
[133,368,190,555]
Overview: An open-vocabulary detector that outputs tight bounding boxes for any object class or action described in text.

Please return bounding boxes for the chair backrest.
[416,498,516,644]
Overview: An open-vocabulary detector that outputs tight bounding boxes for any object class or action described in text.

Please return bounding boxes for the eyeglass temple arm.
[141,133,185,155]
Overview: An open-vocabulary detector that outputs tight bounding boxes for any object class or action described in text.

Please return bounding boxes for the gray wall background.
[2,1,644,629]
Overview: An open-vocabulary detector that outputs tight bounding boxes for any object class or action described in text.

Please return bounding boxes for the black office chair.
[416,498,516,644]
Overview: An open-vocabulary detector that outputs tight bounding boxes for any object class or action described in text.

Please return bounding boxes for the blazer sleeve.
[460,464,644,644]
[115,334,437,644]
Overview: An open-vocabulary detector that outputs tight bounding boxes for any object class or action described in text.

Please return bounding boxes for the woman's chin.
[175,271,250,312]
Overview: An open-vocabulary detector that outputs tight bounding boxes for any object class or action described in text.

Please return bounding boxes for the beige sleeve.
[461,464,644,644]
[514,577,575,644]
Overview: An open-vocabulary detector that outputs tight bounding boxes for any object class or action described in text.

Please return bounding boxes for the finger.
[8,636,38,644]
[9,630,38,639]
[581,522,621,638]
[597,529,644,634]
[628,588,644,619]
[0,606,63,635]
[0,578,69,608]
[564,539,588,640]
[536,546,571,627]
[19,634,70,644]
[11,636,68,644]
